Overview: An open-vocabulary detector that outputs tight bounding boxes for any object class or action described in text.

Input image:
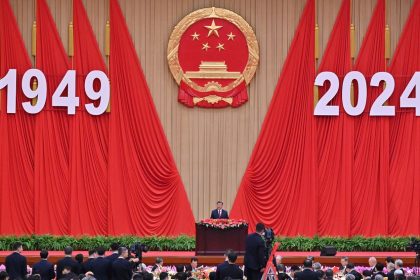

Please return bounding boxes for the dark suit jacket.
[278,272,292,280]
[349,270,363,280]
[82,258,95,273]
[295,269,320,280]
[32,259,55,280]
[210,209,229,219]
[387,269,396,280]
[112,258,132,280]
[244,233,266,271]
[215,261,230,280]
[59,272,79,280]
[5,252,27,280]
[92,257,112,280]
[218,264,244,280]
[56,257,81,280]
[105,253,119,264]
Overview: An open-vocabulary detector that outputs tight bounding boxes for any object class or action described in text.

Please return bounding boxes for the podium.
[195,222,248,255]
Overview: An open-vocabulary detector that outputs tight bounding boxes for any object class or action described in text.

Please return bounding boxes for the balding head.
[369,257,377,267]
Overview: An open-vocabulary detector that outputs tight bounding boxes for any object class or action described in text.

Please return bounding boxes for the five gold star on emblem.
[205,20,223,37]
[191,32,200,40]
[216,43,225,51]
[227,32,236,40]
[202,43,210,51]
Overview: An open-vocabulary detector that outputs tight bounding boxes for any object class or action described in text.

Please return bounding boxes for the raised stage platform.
[0,251,417,266]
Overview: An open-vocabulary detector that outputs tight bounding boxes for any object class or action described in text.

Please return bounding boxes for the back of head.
[156,257,163,265]
[118,246,128,256]
[325,269,334,277]
[40,249,49,259]
[395,259,403,268]
[347,263,355,270]
[374,275,384,280]
[290,265,301,272]
[110,242,120,251]
[303,259,313,269]
[88,249,96,257]
[346,274,356,280]
[64,246,73,256]
[313,262,322,270]
[227,251,237,263]
[0,271,9,280]
[75,253,84,263]
[176,265,185,273]
[256,223,265,233]
[375,263,384,272]
[386,257,395,264]
[277,264,286,272]
[96,247,106,256]
[160,272,169,280]
[362,270,372,277]
[13,242,23,251]
[143,272,154,280]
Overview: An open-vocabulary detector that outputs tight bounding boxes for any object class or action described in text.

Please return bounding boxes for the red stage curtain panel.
[108,0,195,236]
[231,0,317,236]
[316,0,353,237]
[388,0,420,235]
[34,0,71,234]
[69,0,109,235]
[351,0,388,236]
[0,0,35,234]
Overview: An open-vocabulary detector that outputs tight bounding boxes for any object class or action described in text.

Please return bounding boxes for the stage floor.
[0,251,417,266]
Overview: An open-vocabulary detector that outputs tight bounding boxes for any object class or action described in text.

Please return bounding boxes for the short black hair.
[75,253,84,263]
[217,201,223,205]
[160,272,169,280]
[110,242,120,251]
[0,271,9,280]
[191,257,198,263]
[227,251,238,263]
[64,246,73,255]
[326,269,334,277]
[303,259,313,268]
[118,247,128,256]
[176,265,184,273]
[362,270,372,277]
[143,272,154,280]
[40,249,48,259]
[347,263,355,269]
[13,242,23,251]
[290,265,301,272]
[375,263,385,271]
[97,247,106,256]
[256,223,265,233]
[88,249,96,256]
[386,257,395,264]
[341,257,349,261]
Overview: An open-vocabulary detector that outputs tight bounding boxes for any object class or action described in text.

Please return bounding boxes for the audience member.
[173,265,188,280]
[57,247,80,280]
[373,263,386,278]
[346,263,362,280]
[362,270,372,280]
[325,269,334,280]
[374,275,384,280]
[105,243,120,264]
[395,260,405,276]
[217,251,243,280]
[159,272,169,280]
[59,266,78,280]
[82,250,96,273]
[214,249,232,280]
[111,247,132,280]
[275,256,283,267]
[31,250,55,280]
[386,257,395,265]
[151,257,164,273]
[0,272,9,280]
[74,254,84,276]
[5,242,27,280]
[185,257,198,273]
[346,274,356,280]
[340,257,349,275]
[290,265,302,280]
[295,259,319,280]
[244,223,266,280]
[277,264,292,280]
[387,263,396,280]
[91,247,111,280]
[368,258,377,273]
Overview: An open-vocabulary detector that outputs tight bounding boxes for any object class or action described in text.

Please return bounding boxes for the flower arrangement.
[197,219,248,229]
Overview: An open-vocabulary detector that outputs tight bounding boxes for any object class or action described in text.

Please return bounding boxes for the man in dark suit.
[185,257,198,274]
[105,243,120,264]
[277,264,292,280]
[111,247,133,280]
[346,263,362,280]
[82,249,97,273]
[213,249,232,280]
[5,242,27,280]
[32,250,55,280]
[56,247,80,280]
[339,257,349,275]
[244,223,266,280]
[294,259,319,280]
[218,251,243,280]
[210,201,229,219]
[92,247,112,280]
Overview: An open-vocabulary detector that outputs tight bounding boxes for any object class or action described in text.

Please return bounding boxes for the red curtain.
[69,0,109,235]
[231,0,317,236]
[351,0,388,236]
[107,0,195,236]
[34,0,71,234]
[316,0,353,237]
[0,0,35,235]
[388,0,420,235]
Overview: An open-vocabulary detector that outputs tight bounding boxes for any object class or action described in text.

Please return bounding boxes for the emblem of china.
[167,7,259,108]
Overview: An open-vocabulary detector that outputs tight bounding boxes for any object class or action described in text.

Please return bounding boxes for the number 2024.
[0,69,109,116]
[314,71,420,116]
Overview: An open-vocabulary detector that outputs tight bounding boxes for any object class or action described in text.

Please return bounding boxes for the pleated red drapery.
[388,0,420,235]
[231,0,317,236]
[108,0,195,236]
[34,0,71,234]
[316,0,353,237]
[69,0,109,235]
[0,0,35,234]
[351,0,388,236]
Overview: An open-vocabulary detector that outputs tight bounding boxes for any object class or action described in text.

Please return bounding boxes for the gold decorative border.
[167,7,259,93]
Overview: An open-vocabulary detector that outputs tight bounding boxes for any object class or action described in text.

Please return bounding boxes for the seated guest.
[277,264,291,280]
[346,263,362,280]
[210,201,229,219]
[346,275,356,280]
[275,255,283,268]
[32,250,55,280]
[368,258,377,273]
[92,247,111,280]
[75,254,84,275]
[325,269,334,280]
[394,270,405,280]
[5,242,27,280]
[290,265,302,280]
[387,263,396,280]
[173,265,188,280]
[0,272,9,280]
[159,272,169,280]
[372,263,386,279]
[395,260,405,276]
[57,247,80,280]
[105,243,120,264]
[340,257,349,275]
[217,251,243,280]
[111,247,132,280]
[214,249,233,280]
[82,250,97,273]
[386,257,395,265]
[185,257,199,273]
[151,257,164,273]
[295,259,319,280]
[313,262,323,279]
[362,270,372,280]
[59,266,79,280]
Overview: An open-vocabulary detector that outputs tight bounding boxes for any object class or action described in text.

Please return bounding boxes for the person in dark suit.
[105,243,120,264]
[31,250,55,280]
[92,247,112,280]
[325,269,334,280]
[212,249,232,280]
[295,260,319,280]
[173,265,188,280]
[5,242,27,280]
[218,251,243,280]
[277,264,292,280]
[185,257,198,274]
[244,223,266,280]
[372,263,386,279]
[210,201,229,219]
[151,257,164,273]
[346,263,362,280]
[59,266,78,280]
[339,257,349,275]
[56,247,80,280]
[362,270,372,280]
[82,249,97,273]
[111,247,133,280]
[386,263,396,280]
